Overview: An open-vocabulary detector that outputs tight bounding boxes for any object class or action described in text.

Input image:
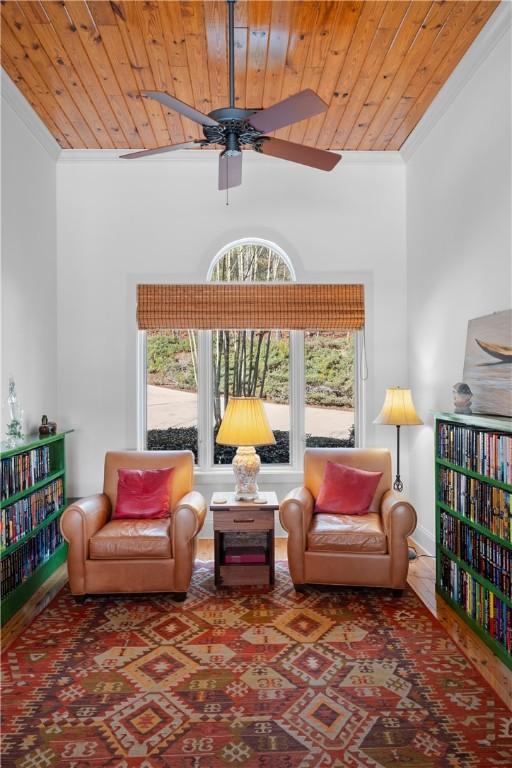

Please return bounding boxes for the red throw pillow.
[113,467,174,520]
[314,461,382,515]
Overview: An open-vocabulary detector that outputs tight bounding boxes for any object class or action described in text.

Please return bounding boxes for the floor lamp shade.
[216,397,275,501]
[374,387,423,426]
[374,387,422,494]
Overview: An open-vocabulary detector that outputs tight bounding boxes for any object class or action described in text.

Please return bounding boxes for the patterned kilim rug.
[2,562,511,767]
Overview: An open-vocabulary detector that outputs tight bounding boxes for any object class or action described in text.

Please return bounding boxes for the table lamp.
[216,396,275,501]
[374,386,423,492]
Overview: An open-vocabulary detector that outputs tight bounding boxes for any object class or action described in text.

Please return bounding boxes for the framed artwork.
[462,309,512,417]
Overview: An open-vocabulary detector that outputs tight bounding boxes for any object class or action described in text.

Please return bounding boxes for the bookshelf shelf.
[0,469,65,510]
[436,585,512,669]
[0,431,70,458]
[0,543,68,625]
[435,413,511,669]
[437,501,512,550]
[439,545,511,609]
[436,457,511,492]
[0,505,66,558]
[1,432,71,626]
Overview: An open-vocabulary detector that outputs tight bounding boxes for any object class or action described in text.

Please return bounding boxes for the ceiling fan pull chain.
[226,155,230,205]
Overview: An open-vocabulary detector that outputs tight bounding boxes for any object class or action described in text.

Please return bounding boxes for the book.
[224,546,266,564]
[438,421,512,484]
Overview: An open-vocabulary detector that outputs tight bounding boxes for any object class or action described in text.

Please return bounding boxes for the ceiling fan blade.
[120,140,205,159]
[219,152,242,190]
[249,89,327,133]
[257,137,341,171]
[143,91,219,128]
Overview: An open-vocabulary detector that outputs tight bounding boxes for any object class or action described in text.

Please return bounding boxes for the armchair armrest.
[279,487,314,585]
[279,487,314,537]
[60,494,111,594]
[380,490,417,541]
[380,491,417,589]
[173,491,207,541]
[172,491,207,592]
[60,494,111,553]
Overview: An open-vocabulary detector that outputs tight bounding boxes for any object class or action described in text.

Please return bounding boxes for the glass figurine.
[6,377,24,444]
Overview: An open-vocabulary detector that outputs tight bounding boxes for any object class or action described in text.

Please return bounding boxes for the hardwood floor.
[407,543,512,708]
[1,562,68,650]
[2,539,511,708]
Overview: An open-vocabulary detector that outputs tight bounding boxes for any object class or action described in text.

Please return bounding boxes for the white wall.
[1,90,58,436]
[406,30,512,553]
[57,152,407,528]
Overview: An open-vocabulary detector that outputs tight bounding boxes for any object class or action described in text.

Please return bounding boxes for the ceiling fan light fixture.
[224,131,241,157]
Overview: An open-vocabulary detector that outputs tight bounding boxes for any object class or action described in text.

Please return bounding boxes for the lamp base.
[232,446,260,501]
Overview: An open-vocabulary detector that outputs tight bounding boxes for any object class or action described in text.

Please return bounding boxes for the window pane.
[146,330,198,461]
[305,331,356,448]
[210,243,293,283]
[213,329,290,464]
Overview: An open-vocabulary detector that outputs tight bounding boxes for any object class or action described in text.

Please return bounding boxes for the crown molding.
[401,1,511,161]
[1,69,61,161]
[57,148,403,165]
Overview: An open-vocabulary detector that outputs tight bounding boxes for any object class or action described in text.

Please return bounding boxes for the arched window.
[208,238,295,283]
[143,239,356,469]
[208,240,294,465]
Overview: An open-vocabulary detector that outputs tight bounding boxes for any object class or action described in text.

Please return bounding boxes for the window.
[210,241,292,465]
[305,331,355,447]
[146,330,198,456]
[142,239,358,469]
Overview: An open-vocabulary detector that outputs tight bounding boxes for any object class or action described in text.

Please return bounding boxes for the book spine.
[440,552,510,653]
[1,477,64,549]
[1,445,52,501]
[0,520,63,599]
[440,512,511,600]
[438,466,511,541]
[437,421,512,485]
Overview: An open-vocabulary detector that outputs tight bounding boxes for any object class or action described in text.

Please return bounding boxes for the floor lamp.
[374,387,423,559]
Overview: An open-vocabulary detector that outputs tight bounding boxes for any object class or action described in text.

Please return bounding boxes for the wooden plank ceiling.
[0,1,500,151]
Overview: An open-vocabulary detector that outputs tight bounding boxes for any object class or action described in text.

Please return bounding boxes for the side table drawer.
[214,509,274,531]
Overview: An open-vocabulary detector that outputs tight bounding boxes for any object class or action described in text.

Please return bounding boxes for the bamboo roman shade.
[137,283,364,331]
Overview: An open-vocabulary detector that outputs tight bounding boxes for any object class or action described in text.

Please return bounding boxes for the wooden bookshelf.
[1,432,71,625]
[435,412,511,669]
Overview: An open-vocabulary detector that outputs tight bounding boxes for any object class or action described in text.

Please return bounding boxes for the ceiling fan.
[120,0,341,189]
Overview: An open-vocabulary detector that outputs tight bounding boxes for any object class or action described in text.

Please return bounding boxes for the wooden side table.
[210,492,279,587]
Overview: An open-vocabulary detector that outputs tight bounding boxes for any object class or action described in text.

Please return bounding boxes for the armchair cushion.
[314,461,382,515]
[89,519,172,560]
[113,467,174,520]
[307,512,387,554]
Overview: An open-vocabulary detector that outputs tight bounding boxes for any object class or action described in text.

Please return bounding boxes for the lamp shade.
[216,397,276,447]
[374,387,423,426]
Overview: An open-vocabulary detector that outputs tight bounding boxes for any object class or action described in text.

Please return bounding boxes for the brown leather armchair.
[280,448,417,592]
[60,450,206,601]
